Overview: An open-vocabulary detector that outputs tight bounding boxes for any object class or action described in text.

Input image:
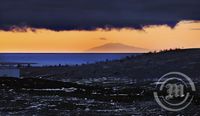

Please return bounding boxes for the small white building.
[0,62,36,78]
[0,67,20,78]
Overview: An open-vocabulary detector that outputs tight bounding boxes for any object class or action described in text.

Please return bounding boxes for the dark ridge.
[21,48,200,81]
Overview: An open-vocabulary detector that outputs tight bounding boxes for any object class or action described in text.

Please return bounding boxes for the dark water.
[0,53,137,66]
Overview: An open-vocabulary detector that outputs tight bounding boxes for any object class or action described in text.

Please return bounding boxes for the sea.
[0,53,138,66]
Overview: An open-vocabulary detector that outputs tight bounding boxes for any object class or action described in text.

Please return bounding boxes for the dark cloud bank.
[0,0,200,31]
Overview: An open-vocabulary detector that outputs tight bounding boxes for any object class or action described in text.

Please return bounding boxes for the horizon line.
[1,47,200,54]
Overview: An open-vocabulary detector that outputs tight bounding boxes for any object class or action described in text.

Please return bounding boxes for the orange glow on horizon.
[0,20,200,53]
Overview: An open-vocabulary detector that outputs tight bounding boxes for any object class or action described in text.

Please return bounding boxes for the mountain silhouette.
[86,43,148,53]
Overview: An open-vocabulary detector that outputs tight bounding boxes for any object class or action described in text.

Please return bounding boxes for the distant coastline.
[0,53,140,66]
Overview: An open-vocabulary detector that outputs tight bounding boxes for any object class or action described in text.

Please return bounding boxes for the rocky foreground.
[0,77,200,115]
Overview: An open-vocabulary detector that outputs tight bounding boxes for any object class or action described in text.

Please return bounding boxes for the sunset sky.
[0,0,199,53]
[0,21,199,53]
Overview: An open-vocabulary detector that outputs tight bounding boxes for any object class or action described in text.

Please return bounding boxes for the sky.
[0,0,200,53]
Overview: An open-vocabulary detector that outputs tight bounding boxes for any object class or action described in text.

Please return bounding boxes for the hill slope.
[22,48,200,80]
